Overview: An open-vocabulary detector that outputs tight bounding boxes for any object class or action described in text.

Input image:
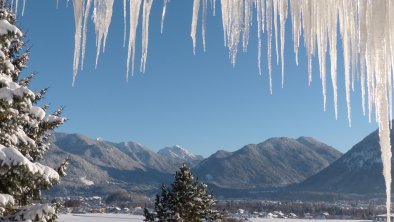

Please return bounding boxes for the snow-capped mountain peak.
[158,145,201,162]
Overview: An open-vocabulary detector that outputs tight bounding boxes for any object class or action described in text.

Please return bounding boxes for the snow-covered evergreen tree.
[144,164,224,222]
[0,1,66,221]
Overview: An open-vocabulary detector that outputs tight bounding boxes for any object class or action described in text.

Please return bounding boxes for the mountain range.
[42,133,341,197]
[43,127,392,199]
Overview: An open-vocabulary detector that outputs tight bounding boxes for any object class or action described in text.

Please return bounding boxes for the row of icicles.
[10,0,394,221]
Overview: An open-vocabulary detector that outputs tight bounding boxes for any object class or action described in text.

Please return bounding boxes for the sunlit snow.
[80,176,94,186]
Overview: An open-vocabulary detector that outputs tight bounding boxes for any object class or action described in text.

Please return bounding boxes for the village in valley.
[49,195,389,221]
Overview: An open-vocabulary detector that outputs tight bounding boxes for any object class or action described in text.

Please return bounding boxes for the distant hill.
[194,137,342,189]
[293,128,392,194]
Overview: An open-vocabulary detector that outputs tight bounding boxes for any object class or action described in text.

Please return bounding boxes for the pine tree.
[144,164,224,222]
[0,2,66,221]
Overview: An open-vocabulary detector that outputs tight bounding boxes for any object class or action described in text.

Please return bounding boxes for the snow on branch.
[1,203,57,222]
[0,74,34,104]
[0,145,60,184]
[0,194,14,208]
[0,19,21,37]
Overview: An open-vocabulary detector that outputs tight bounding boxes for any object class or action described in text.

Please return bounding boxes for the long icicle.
[279,0,287,88]
[126,0,142,79]
[92,0,114,68]
[191,0,200,54]
[161,0,168,34]
[140,0,153,73]
[267,0,273,94]
[72,0,84,86]
[81,0,92,70]
[123,0,127,47]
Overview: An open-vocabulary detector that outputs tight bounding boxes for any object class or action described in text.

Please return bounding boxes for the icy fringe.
[72,0,153,82]
[196,2,393,221]
[49,1,392,221]
[66,0,393,220]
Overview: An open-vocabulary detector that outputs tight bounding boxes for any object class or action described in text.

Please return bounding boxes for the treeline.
[217,200,386,220]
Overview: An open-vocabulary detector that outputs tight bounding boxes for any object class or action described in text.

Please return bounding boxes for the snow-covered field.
[59,214,372,222]
[59,214,144,221]
[249,220,371,222]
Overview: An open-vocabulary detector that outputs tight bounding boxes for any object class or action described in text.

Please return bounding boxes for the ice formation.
[72,0,83,86]
[92,0,114,68]
[126,0,142,79]
[192,2,394,221]
[140,0,153,73]
[15,1,394,221]
[161,0,168,34]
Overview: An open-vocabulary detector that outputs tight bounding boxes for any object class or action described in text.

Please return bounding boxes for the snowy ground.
[249,220,371,222]
[59,214,372,222]
[59,214,144,221]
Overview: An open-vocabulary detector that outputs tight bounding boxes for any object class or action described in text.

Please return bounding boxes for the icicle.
[140,0,153,73]
[191,0,200,54]
[123,0,127,47]
[72,0,84,86]
[212,0,216,16]
[256,0,262,75]
[266,0,273,94]
[279,0,287,88]
[21,0,25,16]
[242,0,251,52]
[301,0,314,86]
[290,0,301,66]
[126,0,142,79]
[328,0,338,119]
[388,0,394,130]
[370,1,392,220]
[161,0,168,34]
[81,0,92,70]
[202,0,207,51]
[316,1,328,111]
[92,0,114,68]
[261,0,265,32]
[221,0,243,65]
[359,0,367,116]
[273,0,279,64]
[221,0,229,46]
[339,0,352,127]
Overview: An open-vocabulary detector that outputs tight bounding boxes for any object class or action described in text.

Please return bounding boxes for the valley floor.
[59,213,372,222]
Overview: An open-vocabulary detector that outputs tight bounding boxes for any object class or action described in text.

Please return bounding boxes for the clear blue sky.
[19,0,376,157]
